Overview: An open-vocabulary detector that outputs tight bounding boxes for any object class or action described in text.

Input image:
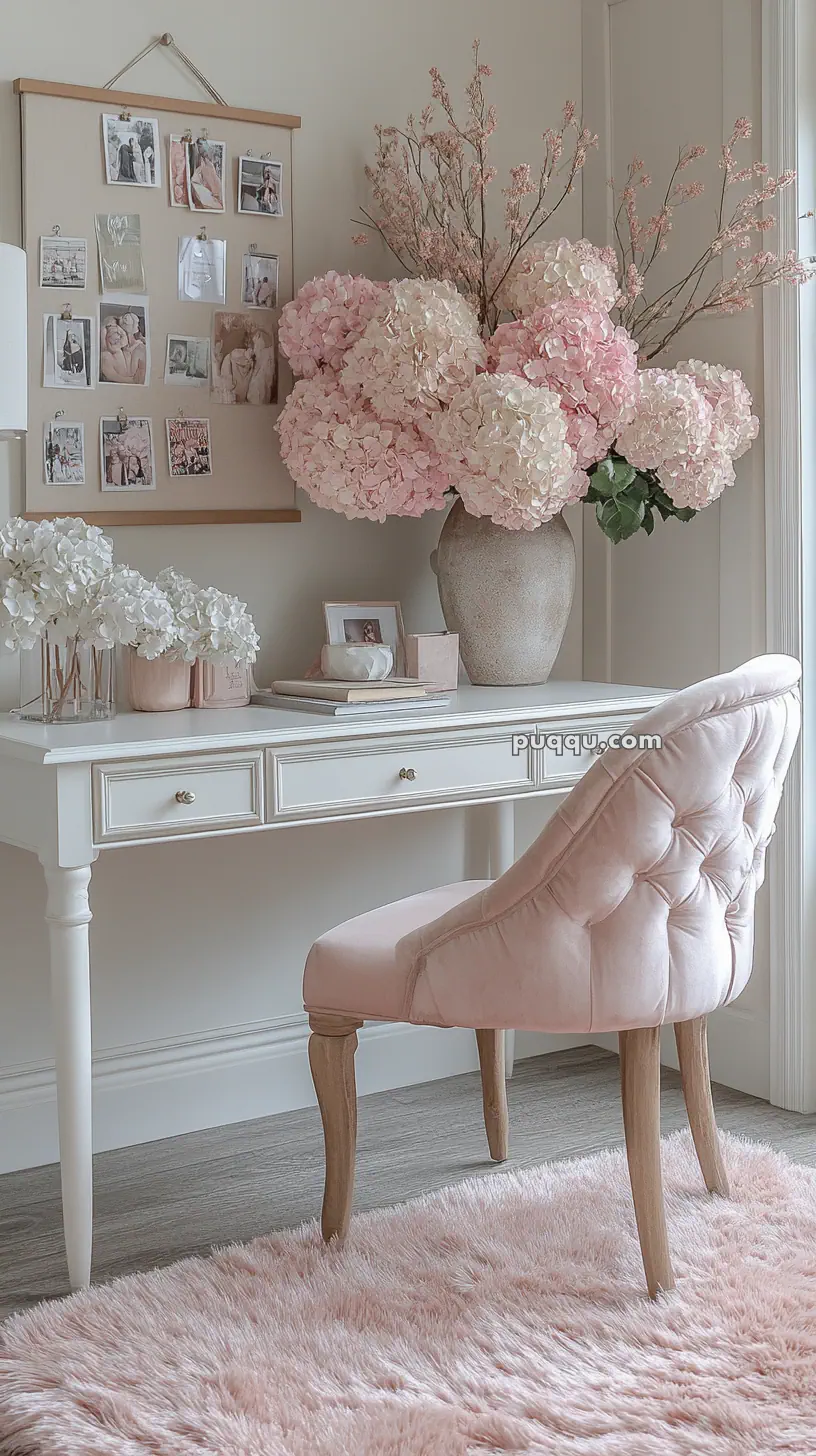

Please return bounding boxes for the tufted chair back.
[397,655,801,1034]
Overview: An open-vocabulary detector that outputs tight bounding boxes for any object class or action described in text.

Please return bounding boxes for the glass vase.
[18,634,117,724]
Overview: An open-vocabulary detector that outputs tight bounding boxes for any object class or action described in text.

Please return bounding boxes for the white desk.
[0,680,665,1289]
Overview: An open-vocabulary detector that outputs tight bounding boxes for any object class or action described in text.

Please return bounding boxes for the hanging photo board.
[16,77,301,525]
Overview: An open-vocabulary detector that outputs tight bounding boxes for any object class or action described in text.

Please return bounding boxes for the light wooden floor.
[2,1044,815,1321]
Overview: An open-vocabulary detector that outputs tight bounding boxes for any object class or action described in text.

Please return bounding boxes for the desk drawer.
[93,752,264,843]
[271,730,533,819]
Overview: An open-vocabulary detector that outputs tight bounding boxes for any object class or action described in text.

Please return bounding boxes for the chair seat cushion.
[303,881,491,1023]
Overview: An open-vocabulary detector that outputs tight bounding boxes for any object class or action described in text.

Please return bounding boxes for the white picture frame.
[323,600,406,673]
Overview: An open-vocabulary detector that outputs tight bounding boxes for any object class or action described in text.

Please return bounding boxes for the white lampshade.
[0,244,27,436]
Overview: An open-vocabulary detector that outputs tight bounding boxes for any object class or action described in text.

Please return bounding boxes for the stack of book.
[251,678,453,716]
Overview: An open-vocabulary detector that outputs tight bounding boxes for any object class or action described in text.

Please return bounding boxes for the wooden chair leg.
[308,1013,363,1244]
[619,1026,675,1298]
[475,1029,509,1162]
[675,1016,729,1196]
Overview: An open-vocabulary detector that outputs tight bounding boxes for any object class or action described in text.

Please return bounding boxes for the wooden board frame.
[16,77,302,527]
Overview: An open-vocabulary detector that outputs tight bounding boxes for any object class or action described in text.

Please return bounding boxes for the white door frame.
[582,0,814,1108]
[765,0,816,1111]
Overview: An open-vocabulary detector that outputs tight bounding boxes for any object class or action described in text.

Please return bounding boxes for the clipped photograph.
[165,334,210,386]
[95,213,145,293]
[241,251,279,309]
[102,114,161,187]
[168,134,189,207]
[43,314,95,389]
[100,415,155,491]
[99,296,149,386]
[212,312,277,405]
[166,416,213,476]
[237,157,284,216]
[186,138,226,212]
[39,236,87,289]
[43,420,85,484]
[178,235,226,305]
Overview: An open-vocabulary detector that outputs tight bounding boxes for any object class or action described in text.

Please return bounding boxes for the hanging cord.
[103,33,228,106]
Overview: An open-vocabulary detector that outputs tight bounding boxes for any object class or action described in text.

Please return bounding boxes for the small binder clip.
[249,243,258,256]
[60,302,73,321]
[119,108,132,122]
[197,225,208,242]
[182,128,193,143]
[175,407,186,420]
[116,407,128,429]
[261,152,272,160]
[53,409,65,420]
[51,224,61,237]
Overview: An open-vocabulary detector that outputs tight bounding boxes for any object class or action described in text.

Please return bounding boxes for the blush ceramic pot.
[127,651,192,712]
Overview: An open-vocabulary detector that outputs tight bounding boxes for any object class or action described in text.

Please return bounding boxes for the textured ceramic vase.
[431,498,575,686]
[128,651,192,712]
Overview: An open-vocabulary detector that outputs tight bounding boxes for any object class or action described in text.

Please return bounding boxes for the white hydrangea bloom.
[616,369,713,472]
[341,278,487,421]
[502,238,620,317]
[431,373,587,530]
[0,517,115,649]
[676,359,760,460]
[87,567,182,659]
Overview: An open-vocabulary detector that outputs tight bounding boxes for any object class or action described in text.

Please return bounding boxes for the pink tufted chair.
[304,656,801,1297]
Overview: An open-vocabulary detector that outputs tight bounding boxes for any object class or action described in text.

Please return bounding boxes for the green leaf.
[595,493,645,543]
[642,506,655,535]
[673,506,697,522]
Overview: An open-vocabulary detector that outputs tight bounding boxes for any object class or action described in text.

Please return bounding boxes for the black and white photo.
[242,251,279,309]
[43,421,85,484]
[165,334,211,385]
[212,312,277,405]
[237,156,284,215]
[43,314,95,389]
[39,236,87,289]
[166,416,213,476]
[100,416,156,491]
[99,296,149,385]
[102,114,161,187]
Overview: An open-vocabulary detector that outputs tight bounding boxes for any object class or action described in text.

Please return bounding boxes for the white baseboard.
[0,1017,587,1175]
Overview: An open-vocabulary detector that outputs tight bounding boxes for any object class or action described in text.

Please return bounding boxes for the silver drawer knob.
[398,767,417,781]
[175,789,196,805]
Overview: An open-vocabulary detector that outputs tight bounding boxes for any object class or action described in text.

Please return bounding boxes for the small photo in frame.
[39,236,87,289]
[241,251,279,309]
[237,156,284,216]
[186,137,226,212]
[166,416,213,476]
[100,415,156,491]
[323,601,406,672]
[102,114,161,187]
[43,420,85,484]
[165,334,211,386]
[43,314,95,389]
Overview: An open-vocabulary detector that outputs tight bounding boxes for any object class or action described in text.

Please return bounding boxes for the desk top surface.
[0,680,668,766]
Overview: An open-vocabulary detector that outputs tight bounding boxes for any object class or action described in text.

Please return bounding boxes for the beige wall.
[0,1,584,1168]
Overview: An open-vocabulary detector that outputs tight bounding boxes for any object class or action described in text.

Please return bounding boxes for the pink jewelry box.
[404,632,460,691]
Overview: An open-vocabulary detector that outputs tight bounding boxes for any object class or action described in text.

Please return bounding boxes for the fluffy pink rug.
[2,1131,816,1454]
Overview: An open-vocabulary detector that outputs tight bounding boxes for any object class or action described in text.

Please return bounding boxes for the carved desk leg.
[42,860,94,1291]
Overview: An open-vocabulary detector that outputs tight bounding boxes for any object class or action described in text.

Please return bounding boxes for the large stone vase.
[431,498,575,686]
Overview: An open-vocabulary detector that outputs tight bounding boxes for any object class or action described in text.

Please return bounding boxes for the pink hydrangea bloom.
[430,373,587,530]
[275,371,453,521]
[617,366,745,509]
[501,238,620,316]
[616,369,713,472]
[278,272,389,379]
[487,301,638,467]
[677,359,760,459]
[341,279,487,423]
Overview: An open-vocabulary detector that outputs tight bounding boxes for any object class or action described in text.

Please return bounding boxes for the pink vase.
[127,651,192,712]
[192,658,251,709]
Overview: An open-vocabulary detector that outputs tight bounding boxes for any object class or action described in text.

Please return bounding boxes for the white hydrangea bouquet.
[0,517,259,719]
[275,44,808,543]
